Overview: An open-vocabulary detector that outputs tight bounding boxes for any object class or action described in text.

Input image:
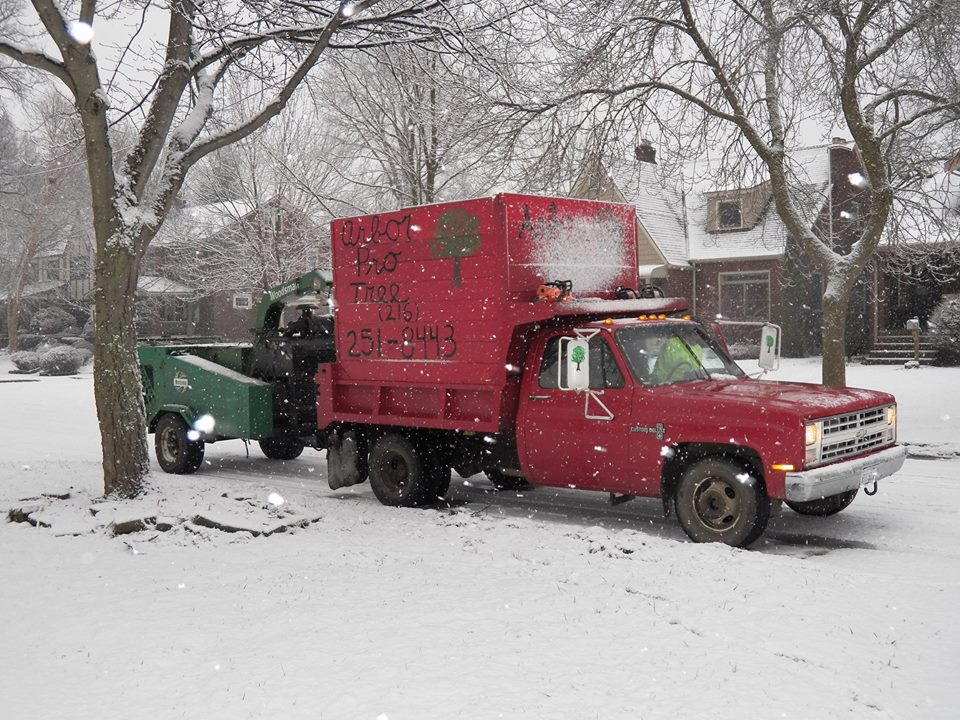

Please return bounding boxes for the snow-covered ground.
[1,353,958,719]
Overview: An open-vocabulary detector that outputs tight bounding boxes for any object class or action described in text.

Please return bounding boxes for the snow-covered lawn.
[1,354,958,719]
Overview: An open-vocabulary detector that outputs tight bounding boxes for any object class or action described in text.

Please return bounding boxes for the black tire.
[674,458,770,547]
[259,437,305,460]
[421,444,452,500]
[368,434,434,507]
[785,489,858,516]
[155,413,204,474]
[430,459,452,500]
[485,468,529,491]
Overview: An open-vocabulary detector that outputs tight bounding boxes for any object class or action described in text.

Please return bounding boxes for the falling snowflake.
[847,172,868,188]
[267,492,285,507]
[67,20,94,44]
[193,413,216,434]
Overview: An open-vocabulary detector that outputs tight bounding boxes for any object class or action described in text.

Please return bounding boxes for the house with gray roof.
[570,141,899,357]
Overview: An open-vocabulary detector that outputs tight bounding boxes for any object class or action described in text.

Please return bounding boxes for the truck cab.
[512,315,903,545]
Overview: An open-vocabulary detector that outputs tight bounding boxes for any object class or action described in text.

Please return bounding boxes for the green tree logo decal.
[765,334,775,349]
[571,344,586,370]
[432,208,481,287]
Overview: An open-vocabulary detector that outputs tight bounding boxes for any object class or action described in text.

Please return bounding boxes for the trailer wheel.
[674,458,769,547]
[485,469,529,491]
[259,438,305,461]
[785,489,858,516]
[155,413,205,474]
[369,434,434,507]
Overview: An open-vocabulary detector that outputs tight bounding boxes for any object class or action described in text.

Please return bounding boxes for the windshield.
[615,323,745,386]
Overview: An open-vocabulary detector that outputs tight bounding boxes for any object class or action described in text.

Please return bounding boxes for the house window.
[719,271,770,322]
[233,293,253,310]
[160,298,189,322]
[38,256,64,282]
[717,201,743,229]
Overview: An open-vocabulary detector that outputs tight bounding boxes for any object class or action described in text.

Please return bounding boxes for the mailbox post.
[906,317,921,363]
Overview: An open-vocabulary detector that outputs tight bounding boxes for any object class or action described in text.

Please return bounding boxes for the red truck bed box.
[318,193,685,432]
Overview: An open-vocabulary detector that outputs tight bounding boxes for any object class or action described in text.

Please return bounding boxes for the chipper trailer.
[139,194,906,547]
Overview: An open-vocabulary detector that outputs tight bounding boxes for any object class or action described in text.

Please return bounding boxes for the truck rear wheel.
[155,413,205,474]
[785,489,858,516]
[369,434,435,507]
[674,458,769,547]
[259,438,305,460]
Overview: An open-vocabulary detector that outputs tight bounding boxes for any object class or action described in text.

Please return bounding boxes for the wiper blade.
[673,333,711,380]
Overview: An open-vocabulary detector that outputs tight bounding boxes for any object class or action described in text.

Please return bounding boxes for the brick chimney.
[635,140,656,164]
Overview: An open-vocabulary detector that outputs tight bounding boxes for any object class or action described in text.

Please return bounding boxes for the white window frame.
[232,293,253,310]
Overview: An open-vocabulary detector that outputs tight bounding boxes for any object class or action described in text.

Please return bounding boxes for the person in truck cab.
[649,334,706,385]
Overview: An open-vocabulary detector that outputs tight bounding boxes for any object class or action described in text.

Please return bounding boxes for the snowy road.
[1,359,958,719]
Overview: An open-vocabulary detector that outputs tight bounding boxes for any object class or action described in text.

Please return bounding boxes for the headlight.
[887,405,896,426]
[805,421,822,466]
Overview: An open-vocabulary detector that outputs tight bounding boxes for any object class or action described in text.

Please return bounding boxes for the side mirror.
[758,324,781,371]
[559,337,590,391]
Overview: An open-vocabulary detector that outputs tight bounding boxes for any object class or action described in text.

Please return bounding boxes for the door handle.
[528,394,550,400]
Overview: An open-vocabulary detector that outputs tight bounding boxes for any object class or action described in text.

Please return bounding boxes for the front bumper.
[784,445,907,502]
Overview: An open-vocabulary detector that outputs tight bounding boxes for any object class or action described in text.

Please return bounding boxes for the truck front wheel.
[785,489,858,516]
[674,458,769,547]
[155,413,205,474]
[259,438,305,460]
[369,434,434,507]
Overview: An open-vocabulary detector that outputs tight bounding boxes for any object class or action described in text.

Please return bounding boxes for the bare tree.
[319,38,519,210]
[0,0,523,497]
[512,0,960,386]
[0,0,33,95]
[1,93,93,350]
[156,91,345,298]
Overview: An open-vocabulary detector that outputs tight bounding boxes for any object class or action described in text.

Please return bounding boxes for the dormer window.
[717,200,743,229]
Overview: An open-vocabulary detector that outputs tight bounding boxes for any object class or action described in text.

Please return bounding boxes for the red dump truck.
[318,194,905,546]
[140,193,906,547]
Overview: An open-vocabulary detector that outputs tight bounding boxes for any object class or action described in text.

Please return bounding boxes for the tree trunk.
[6,296,20,352]
[93,245,150,498]
[820,291,849,387]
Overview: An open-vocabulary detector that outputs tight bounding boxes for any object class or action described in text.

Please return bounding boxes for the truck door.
[517,332,637,492]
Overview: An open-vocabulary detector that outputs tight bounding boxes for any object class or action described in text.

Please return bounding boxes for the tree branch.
[0,42,72,89]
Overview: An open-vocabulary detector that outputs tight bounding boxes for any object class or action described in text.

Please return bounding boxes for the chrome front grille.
[818,407,892,464]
